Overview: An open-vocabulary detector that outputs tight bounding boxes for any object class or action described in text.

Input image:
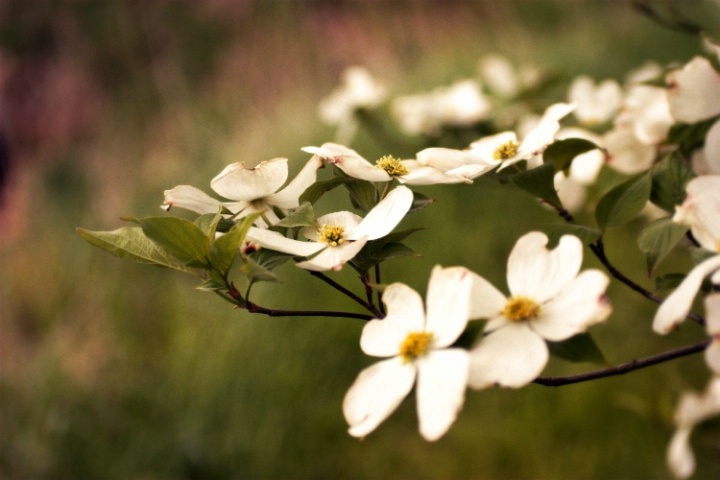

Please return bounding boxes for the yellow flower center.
[493,140,519,161]
[502,296,541,322]
[399,332,433,363]
[376,155,409,176]
[318,224,345,247]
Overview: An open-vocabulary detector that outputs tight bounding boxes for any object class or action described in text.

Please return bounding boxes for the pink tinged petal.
[343,357,416,439]
[466,271,507,321]
[506,232,583,302]
[667,428,695,480]
[245,227,325,257]
[468,323,549,390]
[361,284,426,356]
[668,56,720,123]
[415,349,470,441]
[295,237,368,272]
[532,269,611,341]
[162,185,225,214]
[347,186,413,241]
[211,158,288,202]
[265,156,323,209]
[425,266,473,347]
[654,256,720,334]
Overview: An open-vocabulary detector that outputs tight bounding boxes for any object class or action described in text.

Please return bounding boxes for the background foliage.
[1,1,717,478]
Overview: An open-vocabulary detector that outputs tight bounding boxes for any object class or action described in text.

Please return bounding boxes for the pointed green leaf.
[510,162,561,208]
[209,213,259,276]
[195,211,223,240]
[345,179,379,213]
[408,191,433,213]
[77,226,196,274]
[275,202,317,228]
[637,216,689,274]
[650,152,696,212]
[666,118,717,154]
[299,176,355,205]
[547,333,607,364]
[239,254,283,285]
[544,138,600,174]
[136,216,211,268]
[595,172,652,230]
[350,241,419,273]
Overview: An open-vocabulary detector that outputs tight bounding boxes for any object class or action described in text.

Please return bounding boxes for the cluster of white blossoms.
[344,233,611,441]
[80,40,720,479]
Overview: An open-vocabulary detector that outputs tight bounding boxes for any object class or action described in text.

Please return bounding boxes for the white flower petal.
[416,349,470,441]
[468,131,517,166]
[466,271,507,321]
[343,357,416,439]
[506,232,583,301]
[654,256,720,334]
[468,323,549,389]
[704,342,720,375]
[667,56,720,123]
[265,156,323,209]
[210,158,288,202]
[667,427,695,480]
[679,175,720,251]
[162,185,225,214]
[701,119,720,175]
[347,186,413,241]
[399,165,473,185]
[425,266,472,347]
[306,142,391,182]
[705,293,720,335]
[295,237,368,271]
[246,226,325,257]
[532,269,611,341]
[604,127,656,175]
[361,282,425,357]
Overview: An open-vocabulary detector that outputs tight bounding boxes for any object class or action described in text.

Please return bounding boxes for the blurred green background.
[2,1,718,478]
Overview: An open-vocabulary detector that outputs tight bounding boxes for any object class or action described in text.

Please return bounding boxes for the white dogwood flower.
[654,176,720,334]
[467,232,611,389]
[568,75,623,126]
[245,185,413,271]
[343,266,473,441]
[667,56,720,124]
[303,143,487,185]
[667,376,720,479]
[162,156,322,226]
[468,102,575,170]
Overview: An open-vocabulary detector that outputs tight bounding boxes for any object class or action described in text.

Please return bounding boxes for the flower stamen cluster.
[493,140,519,160]
[399,332,433,362]
[376,155,409,176]
[502,296,541,322]
[319,224,345,247]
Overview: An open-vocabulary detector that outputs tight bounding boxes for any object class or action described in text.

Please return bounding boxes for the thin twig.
[375,264,385,315]
[246,302,374,321]
[309,271,384,317]
[534,340,710,387]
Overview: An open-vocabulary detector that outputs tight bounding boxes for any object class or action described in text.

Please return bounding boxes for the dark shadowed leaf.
[544,138,600,174]
[510,162,561,208]
[637,216,689,274]
[547,333,607,364]
[650,152,696,212]
[595,172,651,230]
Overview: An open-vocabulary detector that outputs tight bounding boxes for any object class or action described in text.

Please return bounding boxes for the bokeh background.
[2,0,718,478]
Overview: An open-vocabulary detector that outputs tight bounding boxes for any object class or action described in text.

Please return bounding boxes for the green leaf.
[350,241,419,274]
[408,191,433,213]
[546,223,602,246]
[510,162,561,209]
[637,216,689,274]
[209,213,259,277]
[77,226,196,274]
[650,153,696,212]
[666,118,717,154]
[655,273,686,292]
[544,138,600,174]
[547,333,606,365]
[595,172,651,230]
[274,202,317,228]
[299,176,355,205]
[195,211,223,240]
[345,179,378,213]
[136,216,211,268]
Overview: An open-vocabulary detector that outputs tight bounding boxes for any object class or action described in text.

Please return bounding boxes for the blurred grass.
[1,0,719,479]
